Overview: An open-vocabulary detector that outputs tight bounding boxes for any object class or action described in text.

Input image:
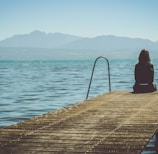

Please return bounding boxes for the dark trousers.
[133,83,157,93]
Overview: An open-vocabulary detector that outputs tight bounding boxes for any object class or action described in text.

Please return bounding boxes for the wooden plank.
[0,91,158,154]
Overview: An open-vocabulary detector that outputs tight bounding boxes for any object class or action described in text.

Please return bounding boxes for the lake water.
[1,58,158,153]
[1,59,158,128]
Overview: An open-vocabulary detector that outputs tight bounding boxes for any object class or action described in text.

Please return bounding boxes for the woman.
[133,49,157,93]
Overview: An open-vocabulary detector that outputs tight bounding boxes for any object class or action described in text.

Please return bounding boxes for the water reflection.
[141,131,158,154]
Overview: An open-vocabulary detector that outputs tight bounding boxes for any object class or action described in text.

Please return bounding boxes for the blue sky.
[1,0,158,41]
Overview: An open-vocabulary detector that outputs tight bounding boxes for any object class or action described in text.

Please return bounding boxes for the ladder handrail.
[86,56,111,99]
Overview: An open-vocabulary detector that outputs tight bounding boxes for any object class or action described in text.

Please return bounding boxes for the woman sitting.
[133,49,157,93]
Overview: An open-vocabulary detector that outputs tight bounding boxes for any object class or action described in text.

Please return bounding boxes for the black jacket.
[135,63,154,84]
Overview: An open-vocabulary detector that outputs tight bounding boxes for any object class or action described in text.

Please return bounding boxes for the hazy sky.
[1,0,158,41]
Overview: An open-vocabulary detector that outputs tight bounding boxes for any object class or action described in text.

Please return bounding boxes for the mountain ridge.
[0,31,158,59]
[0,31,158,49]
[0,31,83,48]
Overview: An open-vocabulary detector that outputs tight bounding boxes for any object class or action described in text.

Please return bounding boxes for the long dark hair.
[138,49,151,64]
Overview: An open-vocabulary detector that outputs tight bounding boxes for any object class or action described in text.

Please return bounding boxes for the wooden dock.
[1,91,158,154]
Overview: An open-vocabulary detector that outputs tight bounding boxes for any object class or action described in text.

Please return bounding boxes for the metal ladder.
[86,56,111,99]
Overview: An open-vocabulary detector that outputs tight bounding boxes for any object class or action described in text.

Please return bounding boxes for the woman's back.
[135,63,154,84]
[133,49,156,93]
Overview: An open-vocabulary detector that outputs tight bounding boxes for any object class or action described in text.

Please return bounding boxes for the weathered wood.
[1,91,158,154]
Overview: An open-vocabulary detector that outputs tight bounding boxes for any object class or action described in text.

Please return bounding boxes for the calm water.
[0,59,158,128]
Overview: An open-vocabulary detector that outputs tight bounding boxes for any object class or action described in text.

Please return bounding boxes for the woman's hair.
[138,49,151,64]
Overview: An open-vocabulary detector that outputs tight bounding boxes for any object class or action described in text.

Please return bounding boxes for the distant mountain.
[0,31,158,59]
[0,31,83,48]
[62,35,156,50]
